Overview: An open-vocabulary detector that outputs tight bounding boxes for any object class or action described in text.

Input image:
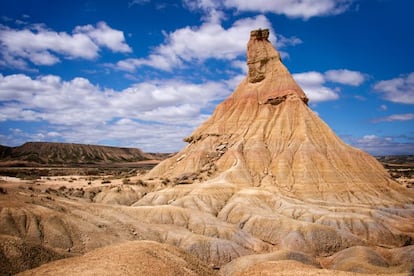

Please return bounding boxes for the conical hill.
[147,29,410,204]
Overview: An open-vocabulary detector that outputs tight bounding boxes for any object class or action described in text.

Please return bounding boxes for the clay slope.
[0,142,154,165]
[18,240,216,276]
[0,234,66,275]
[0,186,269,274]
[1,181,413,275]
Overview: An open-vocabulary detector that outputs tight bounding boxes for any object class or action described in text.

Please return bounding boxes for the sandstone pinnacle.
[138,30,414,271]
[147,28,410,204]
[246,28,308,103]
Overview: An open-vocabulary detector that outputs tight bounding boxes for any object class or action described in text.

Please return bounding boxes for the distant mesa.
[0,142,164,166]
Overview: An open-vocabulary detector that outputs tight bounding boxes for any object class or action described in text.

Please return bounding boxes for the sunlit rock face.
[247,29,273,83]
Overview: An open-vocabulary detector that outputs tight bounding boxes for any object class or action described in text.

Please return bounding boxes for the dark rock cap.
[250,29,270,40]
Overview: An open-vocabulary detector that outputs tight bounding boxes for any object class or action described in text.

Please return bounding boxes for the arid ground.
[0,156,413,275]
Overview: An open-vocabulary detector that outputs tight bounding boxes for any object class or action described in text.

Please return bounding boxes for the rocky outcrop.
[147,29,410,205]
[141,28,414,274]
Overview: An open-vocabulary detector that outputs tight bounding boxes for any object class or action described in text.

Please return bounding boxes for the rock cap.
[250,28,270,40]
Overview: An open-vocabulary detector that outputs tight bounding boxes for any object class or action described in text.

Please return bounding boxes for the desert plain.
[0,155,413,276]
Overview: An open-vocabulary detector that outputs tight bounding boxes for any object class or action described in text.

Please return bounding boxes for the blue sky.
[0,0,413,155]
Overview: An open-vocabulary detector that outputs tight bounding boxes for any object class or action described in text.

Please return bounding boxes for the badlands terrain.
[1,29,414,275]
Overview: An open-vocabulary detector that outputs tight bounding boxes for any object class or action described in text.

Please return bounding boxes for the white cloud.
[29,51,60,65]
[183,0,219,11]
[116,15,275,72]
[325,69,365,86]
[361,134,378,141]
[0,73,231,152]
[0,21,131,69]
[373,72,414,104]
[115,14,303,72]
[347,134,414,155]
[293,69,366,103]
[182,0,353,20]
[293,71,339,102]
[373,113,414,123]
[182,0,225,22]
[74,22,132,53]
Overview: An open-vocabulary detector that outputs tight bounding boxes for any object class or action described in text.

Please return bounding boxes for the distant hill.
[0,142,164,166]
[375,155,414,165]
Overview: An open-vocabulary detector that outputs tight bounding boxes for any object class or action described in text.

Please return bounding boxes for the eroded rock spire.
[147,28,409,206]
[247,29,280,83]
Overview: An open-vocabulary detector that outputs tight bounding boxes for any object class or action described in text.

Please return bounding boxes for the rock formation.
[147,29,410,205]
[141,28,414,274]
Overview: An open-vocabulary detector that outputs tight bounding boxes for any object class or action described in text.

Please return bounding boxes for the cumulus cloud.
[373,72,414,104]
[325,69,365,86]
[182,0,225,22]
[347,134,414,155]
[74,22,132,53]
[372,113,414,123]
[0,73,231,151]
[293,69,365,103]
[116,15,275,72]
[116,14,303,72]
[0,21,131,69]
[184,0,354,20]
[293,71,339,102]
